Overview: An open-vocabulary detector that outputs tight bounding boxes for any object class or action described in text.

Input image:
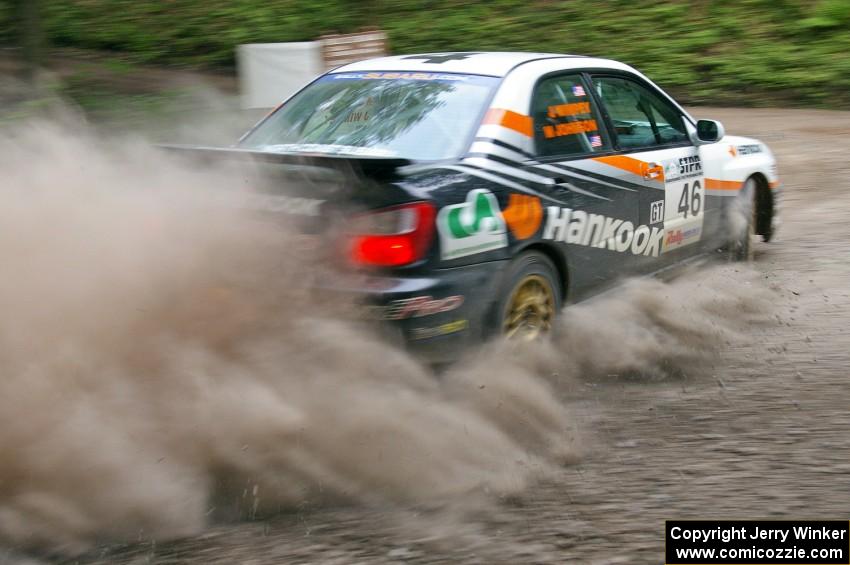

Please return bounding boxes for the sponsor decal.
[410,319,469,340]
[502,193,543,240]
[332,71,471,82]
[382,295,464,320]
[737,144,763,155]
[650,200,665,224]
[572,85,586,97]
[664,155,702,181]
[729,145,738,158]
[663,225,702,251]
[542,207,665,257]
[590,134,603,148]
[547,101,591,119]
[437,189,508,260]
[542,119,598,139]
[666,229,683,246]
[684,226,701,239]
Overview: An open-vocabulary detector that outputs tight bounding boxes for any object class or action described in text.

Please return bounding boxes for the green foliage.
[799,0,850,31]
[0,1,14,44]
[1,0,849,107]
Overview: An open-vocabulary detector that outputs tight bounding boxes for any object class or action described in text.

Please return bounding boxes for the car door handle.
[642,162,664,180]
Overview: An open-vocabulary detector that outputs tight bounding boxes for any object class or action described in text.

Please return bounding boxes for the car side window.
[591,76,689,150]
[531,75,610,158]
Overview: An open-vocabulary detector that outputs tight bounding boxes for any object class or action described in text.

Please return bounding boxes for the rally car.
[172,52,780,362]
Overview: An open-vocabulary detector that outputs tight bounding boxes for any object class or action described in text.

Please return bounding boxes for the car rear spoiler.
[157,144,412,179]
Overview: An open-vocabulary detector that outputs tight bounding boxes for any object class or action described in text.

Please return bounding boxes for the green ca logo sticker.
[437,189,508,260]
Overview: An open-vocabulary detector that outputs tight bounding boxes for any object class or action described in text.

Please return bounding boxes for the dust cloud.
[0,119,771,554]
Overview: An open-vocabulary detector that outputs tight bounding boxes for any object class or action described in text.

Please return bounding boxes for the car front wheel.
[729,177,758,262]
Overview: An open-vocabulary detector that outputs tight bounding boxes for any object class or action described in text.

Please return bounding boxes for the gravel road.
[9,107,850,565]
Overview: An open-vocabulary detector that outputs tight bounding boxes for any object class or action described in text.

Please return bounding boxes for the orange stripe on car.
[704,178,742,191]
[591,158,758,192]
[482,108,534,137]
[592,155,664,182]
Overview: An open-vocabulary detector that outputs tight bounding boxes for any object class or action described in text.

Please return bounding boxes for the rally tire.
[729,177,758,262]
[494,251,562,341]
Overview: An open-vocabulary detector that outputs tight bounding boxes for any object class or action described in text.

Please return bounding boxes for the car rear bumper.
[325,260,509,363]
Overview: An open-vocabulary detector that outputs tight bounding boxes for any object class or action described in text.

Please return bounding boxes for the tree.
[14,0,43,86]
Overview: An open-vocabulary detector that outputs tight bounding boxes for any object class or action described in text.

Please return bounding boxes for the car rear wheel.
[497,251,561,340]
[729,177,758,262]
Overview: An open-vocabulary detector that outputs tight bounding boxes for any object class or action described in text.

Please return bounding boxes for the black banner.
[666,520,849,564]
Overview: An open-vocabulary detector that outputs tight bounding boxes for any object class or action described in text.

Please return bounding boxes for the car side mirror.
[692,119,725,144]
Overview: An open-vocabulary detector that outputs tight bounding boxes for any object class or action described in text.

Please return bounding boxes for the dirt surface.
[7,107,850,564]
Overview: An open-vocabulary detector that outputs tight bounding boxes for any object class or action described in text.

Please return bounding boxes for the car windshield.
[239,71,498,161]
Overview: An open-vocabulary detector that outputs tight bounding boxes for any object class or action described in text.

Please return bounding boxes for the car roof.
[333,52,609,78]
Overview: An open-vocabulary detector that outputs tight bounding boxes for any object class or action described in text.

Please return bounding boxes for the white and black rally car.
[173,52,780,362]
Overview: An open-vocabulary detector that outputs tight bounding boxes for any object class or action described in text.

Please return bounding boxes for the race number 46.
[677,180,703,218]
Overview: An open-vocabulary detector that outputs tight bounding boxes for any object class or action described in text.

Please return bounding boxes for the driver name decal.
[547,101,591,118]
[542,119,598,139]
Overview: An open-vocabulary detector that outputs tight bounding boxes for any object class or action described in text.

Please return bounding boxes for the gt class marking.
[650,200,664,224]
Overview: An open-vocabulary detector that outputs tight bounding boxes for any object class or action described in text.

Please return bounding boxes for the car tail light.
[350,202,436,267]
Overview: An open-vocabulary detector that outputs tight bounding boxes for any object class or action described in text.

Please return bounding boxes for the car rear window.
[240,71,498,161]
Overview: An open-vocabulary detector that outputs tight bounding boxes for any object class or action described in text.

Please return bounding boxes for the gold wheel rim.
[503,274,555,341]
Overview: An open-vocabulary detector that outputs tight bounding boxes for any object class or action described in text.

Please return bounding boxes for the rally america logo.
[437,189,508,260]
